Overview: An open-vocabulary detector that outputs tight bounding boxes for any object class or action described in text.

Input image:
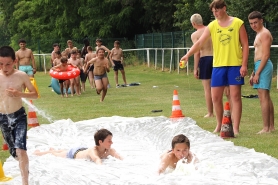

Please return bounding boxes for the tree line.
[0,0,277,52]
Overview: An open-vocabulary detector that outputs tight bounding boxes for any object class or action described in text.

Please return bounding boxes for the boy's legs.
[120,69,127,85]
[16,149,29,185]
[114,70,119,86]
[33,148,68,157]
[257,89,274,133]
[74,76,81,95]
[59,82,64,97]
[95,79,103,95]
[70,78,75,96]
[88,71,96,89]
[101,77,109,102]
[201,79,213,117]
[211,86,225,132]
[229,85,242,135]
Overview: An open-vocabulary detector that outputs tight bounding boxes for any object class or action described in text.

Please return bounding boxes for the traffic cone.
[2,138,8,151]
[220,102,234,138]
[170,90,185,118]
[0,160,12,182]
[28,100,39,127]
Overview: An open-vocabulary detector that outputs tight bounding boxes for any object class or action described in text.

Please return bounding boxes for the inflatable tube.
[50,65,80,80]
[50,78,71,95]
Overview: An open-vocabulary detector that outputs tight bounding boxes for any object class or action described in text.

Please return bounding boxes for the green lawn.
[1,65,278,161]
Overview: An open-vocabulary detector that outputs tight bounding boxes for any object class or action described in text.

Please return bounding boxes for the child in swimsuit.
[158,134,198,174]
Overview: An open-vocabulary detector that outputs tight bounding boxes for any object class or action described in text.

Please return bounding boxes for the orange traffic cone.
[2,139,8,151]
[220,102,234,138]
[28,100,39,127]
[170,90,185,118]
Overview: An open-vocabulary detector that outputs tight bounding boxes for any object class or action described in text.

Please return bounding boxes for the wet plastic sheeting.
[2,116,278,185]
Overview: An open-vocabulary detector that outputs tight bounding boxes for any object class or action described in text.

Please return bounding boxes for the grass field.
[1,65,278,162]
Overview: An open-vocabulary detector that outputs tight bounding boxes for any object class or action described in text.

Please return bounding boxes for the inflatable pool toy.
[179,60,187,69]
[25,77,40,98]
[50,78,71,95]
[50,65,80,80]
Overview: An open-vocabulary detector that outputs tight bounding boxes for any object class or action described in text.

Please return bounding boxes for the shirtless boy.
[68,50,82,96]
[64,40,76,58]
[84,46,97,89]
[158,134,198,174]
[52,51,62,66]
[190,14,214,118]
[85,48,110,102]
[0,46,38,185]
[181,0,249,135]
[51,43,60,67]
[95,39,111,88]
[51,57,71,98]
[34,129,122,165]
[248,11,275,134]
[110,40,127,87]
[15,39,36,77]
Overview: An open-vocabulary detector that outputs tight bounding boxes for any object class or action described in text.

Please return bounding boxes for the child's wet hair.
[171,134,190,149]
[94,129,113,146]
[0,46,16,60]
[60,57,68,63]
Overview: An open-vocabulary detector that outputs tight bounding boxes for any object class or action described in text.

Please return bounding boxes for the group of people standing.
[181,0,274,135]
[50,38,128,102]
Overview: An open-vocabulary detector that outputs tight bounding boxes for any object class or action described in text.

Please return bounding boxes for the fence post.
[37,39,42,71]
[155,49,158,70]
[147,49,150,67]
[162,49,165,71]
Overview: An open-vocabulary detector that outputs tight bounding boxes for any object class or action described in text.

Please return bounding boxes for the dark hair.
[55,51,61,55]
[209,0,227,11]
[94,129,113,146]
[71,50,77,54]
[83,38,90,46]
[171,134,190,149]
[248,11,263,20]
[114,40,120,45]
[53,43,59,47]
[18,39,26,44]
[96,48,105,54]
[0,46,16,60]
[96,38,102,43]
[87,46,93,51]
[60,57,68,63]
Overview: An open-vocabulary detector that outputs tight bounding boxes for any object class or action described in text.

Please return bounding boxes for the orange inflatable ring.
[49,65,80,80]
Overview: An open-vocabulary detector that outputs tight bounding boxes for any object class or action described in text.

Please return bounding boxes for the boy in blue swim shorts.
[248,11,274,134]
[181,0,249,135]
[34,128,123,165]
[0,46,38,185]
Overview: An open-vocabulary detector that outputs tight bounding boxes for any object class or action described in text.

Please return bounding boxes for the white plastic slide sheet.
[1,116,278,185]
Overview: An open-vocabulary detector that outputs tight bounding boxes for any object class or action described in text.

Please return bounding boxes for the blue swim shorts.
[66,147,88,159]
[0,107,27,158]
[198,56,213,80]
[94,73,108,80]
[253,60,273,90]
[19,65,33,76]
[211,66,244,87]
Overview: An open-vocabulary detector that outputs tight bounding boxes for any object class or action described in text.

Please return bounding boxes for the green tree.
[173,0,212,31]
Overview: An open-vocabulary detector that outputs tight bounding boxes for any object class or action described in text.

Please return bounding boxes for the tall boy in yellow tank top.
[181,0,249,135]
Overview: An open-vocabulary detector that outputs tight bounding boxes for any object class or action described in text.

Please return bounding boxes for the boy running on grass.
[85,48,110,102]
[0,46,38,185]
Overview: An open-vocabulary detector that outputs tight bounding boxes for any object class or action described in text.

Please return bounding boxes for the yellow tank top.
[208,17,244,67]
